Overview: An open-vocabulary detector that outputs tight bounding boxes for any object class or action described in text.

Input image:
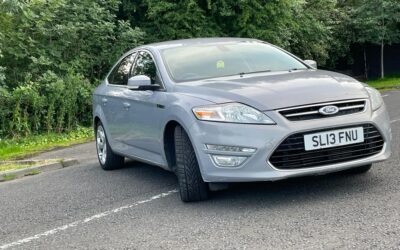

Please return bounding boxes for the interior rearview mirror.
[304,60,317,69]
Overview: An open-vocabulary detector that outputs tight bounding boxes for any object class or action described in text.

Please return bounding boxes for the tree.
[0,0,145,137]
[120,0,344,66]
[0,0,145,87]
[119,0,220,42]
[350,0,400,78]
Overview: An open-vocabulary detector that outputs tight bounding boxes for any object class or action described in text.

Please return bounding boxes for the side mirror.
[304,60,317,69]
[127,75,151,87]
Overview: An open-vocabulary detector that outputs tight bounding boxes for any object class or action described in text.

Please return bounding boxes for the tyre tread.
[174,126,209,202]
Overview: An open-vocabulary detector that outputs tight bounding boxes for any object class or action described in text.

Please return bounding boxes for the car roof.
[139,37,262,50]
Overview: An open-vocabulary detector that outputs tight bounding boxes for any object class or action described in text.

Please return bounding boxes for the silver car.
[93,38,392,202]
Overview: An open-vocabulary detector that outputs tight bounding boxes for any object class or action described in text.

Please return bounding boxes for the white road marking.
[391,118,400,124]
[2,105,400,248]
[0,189,178,249]
[382,94,389,97]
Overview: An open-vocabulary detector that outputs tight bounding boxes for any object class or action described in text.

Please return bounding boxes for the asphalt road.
[1,91,399,250]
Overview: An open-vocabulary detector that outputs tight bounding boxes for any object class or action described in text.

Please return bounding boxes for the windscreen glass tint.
[161,42,307,82]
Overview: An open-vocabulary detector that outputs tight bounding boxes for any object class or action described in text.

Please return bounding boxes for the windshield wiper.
[288,68,308,72]
[238,70,272,77]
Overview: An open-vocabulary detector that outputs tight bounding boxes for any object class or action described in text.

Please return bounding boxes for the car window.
[131,51,159,84]
[161,41,308,82]
[108,53,136,85]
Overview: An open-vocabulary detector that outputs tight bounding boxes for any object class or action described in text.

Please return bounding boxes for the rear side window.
[108,53,136,85]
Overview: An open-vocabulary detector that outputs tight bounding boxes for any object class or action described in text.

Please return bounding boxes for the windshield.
[161,41,308,82]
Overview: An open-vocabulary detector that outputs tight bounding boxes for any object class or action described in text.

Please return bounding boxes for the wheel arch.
[92,105,115,151]
[94,116,101,130]
[163,120,181,170]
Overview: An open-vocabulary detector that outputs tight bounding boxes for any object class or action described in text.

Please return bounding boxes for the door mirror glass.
[304,60,317,69]
[127,75,151,87]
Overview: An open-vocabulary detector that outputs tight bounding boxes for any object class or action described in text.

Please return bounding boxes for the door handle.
[123,102,131,110]
[101,98,108,106]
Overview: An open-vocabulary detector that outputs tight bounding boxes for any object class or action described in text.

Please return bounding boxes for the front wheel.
[96,122,124,170]
[174,126,209,202]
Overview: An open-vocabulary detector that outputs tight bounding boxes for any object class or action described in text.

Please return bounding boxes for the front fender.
[160,93,213,174]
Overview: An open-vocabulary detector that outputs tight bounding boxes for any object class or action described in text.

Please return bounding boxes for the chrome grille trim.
[285,110,319,117]
[278,99,367,121]
[338,104,365,111]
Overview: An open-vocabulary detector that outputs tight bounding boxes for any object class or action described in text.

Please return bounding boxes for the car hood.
[173,70,369,110]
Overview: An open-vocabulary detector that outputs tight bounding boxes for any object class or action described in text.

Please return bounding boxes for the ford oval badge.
[319,105,339,115]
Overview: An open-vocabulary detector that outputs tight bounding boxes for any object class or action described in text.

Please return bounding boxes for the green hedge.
[1,0,399,138]
[0,0,144,138]
[0,71,93,138]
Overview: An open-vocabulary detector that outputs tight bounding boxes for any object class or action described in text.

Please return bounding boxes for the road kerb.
[0,158,79,182]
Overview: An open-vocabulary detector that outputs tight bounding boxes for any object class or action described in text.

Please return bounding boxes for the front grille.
[269,124,384,169]
[279,100,366,121]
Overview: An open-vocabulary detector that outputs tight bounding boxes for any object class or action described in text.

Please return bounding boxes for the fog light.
[212,155,247,167]
[206,144,256,153]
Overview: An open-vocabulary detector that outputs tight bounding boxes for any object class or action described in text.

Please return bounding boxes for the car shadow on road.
[208,171,382,208]
[119,159,382,208]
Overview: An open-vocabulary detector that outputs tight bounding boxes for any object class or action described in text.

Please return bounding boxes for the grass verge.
[367,76,400,90]
[2,174,16,181]
[0,127,93,161]
[25,169,41,176]
[0,160,59,172]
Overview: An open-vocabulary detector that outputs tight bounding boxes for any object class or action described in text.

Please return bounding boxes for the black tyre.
[96,122,124,170]
[174,126,209,202]
[344,164,372,174]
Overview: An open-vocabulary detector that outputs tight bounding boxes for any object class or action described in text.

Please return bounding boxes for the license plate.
[304,127,364,151]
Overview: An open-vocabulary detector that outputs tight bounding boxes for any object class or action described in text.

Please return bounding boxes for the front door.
[118,50,166,165]
[104,52,136,152]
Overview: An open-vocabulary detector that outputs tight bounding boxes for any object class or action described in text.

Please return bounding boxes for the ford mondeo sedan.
[93,38,392,202]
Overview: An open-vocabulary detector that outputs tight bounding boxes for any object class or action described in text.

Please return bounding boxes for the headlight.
[366,87,383,111]
[192,103,276,124]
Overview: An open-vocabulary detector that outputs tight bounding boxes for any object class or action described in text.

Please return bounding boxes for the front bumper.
[188,102,392,183]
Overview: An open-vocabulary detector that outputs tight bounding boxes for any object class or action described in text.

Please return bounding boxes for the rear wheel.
[96,122,124,170]
[344,164,372,174]
[174,126,209,202]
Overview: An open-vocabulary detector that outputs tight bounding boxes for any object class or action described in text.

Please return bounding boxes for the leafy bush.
[0,71,93,138]
[0,0,144,138]
[124,0,346,66]
[1,0,399,139]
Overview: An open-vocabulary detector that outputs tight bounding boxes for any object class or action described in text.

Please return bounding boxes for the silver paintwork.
[93,38,392,182]
[127,75,151,87]
[304,59,317,68]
